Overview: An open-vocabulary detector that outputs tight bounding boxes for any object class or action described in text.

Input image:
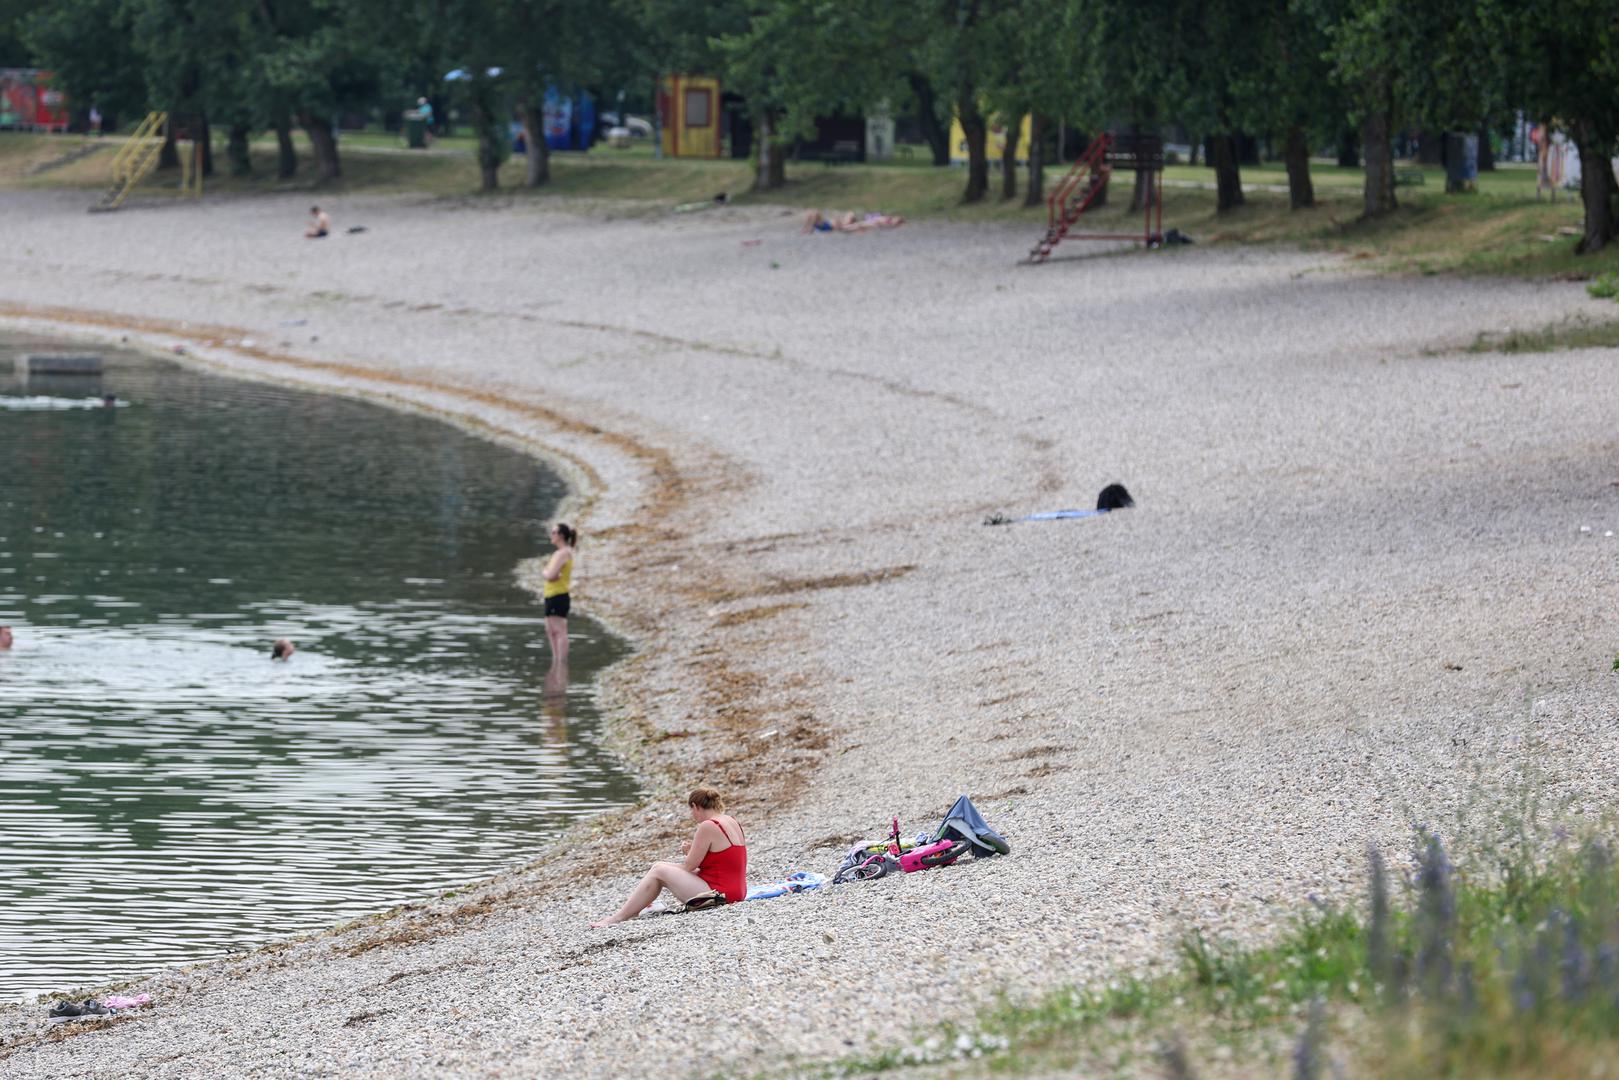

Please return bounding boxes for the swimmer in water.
[0,626,12,650]
[271,638,295,660]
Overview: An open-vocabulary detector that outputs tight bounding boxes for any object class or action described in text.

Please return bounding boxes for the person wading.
[541,523,576,663]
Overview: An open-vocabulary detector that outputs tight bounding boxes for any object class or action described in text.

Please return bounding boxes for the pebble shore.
[1,188,1617,1078]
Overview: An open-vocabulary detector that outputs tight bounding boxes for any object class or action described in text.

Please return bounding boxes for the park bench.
[1395,167,1426,186]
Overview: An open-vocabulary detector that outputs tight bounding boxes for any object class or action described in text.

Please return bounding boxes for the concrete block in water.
[17,353,105,376]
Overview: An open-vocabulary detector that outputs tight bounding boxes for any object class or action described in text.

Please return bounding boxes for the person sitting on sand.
[591,787,747,927]
[271,638,295,661]
[305,206,330,239]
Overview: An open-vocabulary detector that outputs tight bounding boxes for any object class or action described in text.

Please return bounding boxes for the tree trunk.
[1415,129,1443,165]
[908,73,950,166]
[1477,122,1495,171]
[959,96,988,203]
[198,113,213,177]
[1284,124,1314,209]
[469,87,501,191]
[274,113,297,179]
[1361,98,1397,218]
[227,122,251,177]
[299,112,341,181]
[1336,127,1360,168]
[1211,131,1244,212]
[1573,125,1615,254]
[1188,135,1201,167]
[999,117,1018,200]
[753,111,786,191]
[1128,119,1154,211]
[1024,113,1045,208]
[477,135,500,190]
[1443,131,1471,193]
[515,99,549,187]
[159,123,178,170]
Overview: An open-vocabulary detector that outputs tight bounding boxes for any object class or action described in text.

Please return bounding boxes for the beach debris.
[347,226,368,234]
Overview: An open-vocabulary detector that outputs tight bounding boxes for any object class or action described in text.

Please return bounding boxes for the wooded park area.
[1,0,1615,253]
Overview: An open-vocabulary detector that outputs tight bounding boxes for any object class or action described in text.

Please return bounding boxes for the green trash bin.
[404,112,426,149]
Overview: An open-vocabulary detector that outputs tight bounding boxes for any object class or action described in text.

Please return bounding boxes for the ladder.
[91,111,168,212]
[1029,132,1113,263]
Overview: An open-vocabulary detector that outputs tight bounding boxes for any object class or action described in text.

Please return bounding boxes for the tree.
[1499,0,1619,253]
[22,0,148,122]
[1323,0,1401,217]
[980,0,1103,206]
[253,0,402,182]
[0,0,35,66]
[1090,0,1190,212]
[713,0,890,192]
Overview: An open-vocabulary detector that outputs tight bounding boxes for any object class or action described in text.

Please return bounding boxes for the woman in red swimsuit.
[590,787,748,927]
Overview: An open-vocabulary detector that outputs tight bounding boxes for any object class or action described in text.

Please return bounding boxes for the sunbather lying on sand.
[591,787,748,926]
[801,210,906,234]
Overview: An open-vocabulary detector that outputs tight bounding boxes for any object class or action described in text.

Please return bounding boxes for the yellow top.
[543,554,572,598]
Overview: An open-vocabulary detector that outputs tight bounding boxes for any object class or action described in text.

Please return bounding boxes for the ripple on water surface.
[0,338,635,999]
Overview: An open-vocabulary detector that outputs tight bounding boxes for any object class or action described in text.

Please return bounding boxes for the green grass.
[4,129,1617,283]
[820,820,1619,1080]
[1466,316,1619,354]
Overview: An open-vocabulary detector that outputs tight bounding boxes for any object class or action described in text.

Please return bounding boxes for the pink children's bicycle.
[832,817,971,884]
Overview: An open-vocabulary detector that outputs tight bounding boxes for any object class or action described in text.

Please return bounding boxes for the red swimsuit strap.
[709,816,743,848]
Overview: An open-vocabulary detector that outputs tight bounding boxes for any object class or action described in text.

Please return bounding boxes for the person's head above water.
[271,638,295,661]
[550,522,578,548]
[0,626,12,650]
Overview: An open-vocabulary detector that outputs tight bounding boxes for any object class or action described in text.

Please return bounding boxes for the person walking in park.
[541,522,576,663]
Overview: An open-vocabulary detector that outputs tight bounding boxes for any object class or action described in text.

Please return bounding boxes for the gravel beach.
[2,188,1617,1078]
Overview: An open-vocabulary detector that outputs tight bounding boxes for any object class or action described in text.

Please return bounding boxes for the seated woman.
[590,786,747,927]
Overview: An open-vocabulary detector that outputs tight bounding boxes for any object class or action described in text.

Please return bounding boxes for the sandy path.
[1,188,1617,1078]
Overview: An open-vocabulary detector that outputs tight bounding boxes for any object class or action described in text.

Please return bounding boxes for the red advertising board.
[0,69,70,131]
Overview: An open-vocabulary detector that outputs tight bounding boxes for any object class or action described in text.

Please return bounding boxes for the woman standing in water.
[541,522,576,663]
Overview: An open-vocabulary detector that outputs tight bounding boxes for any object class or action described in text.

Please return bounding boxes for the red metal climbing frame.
[1029,132,1164,263]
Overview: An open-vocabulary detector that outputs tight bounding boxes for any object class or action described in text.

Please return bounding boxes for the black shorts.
[544,593,571,618]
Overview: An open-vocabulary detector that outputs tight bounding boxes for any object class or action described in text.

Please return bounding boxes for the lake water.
[0,336,637,1000]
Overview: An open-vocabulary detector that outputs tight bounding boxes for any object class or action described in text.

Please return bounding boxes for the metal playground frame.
[1029,132,1164,263]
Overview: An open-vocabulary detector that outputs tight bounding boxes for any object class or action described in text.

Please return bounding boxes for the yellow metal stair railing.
[91,111,168,212]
